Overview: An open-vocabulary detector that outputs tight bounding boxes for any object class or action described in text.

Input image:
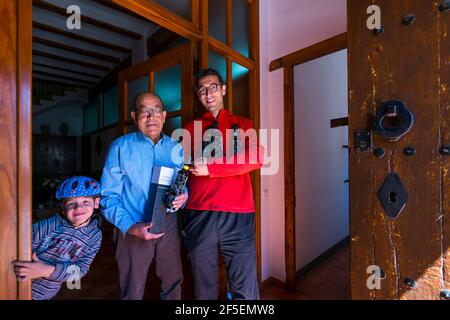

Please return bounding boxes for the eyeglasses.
[136,107,163,118]
[197,83,222,96]
[64,201,94,211]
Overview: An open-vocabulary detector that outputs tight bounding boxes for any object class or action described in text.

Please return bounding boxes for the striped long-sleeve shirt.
[31,214,102,300]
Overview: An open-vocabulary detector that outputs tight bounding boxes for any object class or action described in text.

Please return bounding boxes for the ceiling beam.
[90,0,150,22]
[147,27,179,58]
[32,62,103,79]
[33,50,111,71]
[33,70,97,85]
[33,77,90,89]
[33,36,121,64]
[112,0,202,41]
[33,21,131,53]
[33,0,142,39]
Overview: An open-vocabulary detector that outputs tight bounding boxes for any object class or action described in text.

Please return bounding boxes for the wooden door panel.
[0,0,18,300]
[348,0,376,300]
[441,0,450,292]
[349,0,449,300]
[0,0,32,300]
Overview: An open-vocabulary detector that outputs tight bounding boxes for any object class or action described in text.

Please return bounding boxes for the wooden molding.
[199,0,209,68]
[91,0,151,21]
[112,0,201,41]
[248,0,261,286]
[33,21,131,54]
[18,0,33,300]
[330,117,349,128]
[33,36,120,64]
[283,66,296,292]
[222,0,235,113]
[191,0,199,28]
[226,0,232,47]
[32,62,102,79]
[120,45,186,79]
[33,50,110,71]
[0,0,19,299]
[209,36,255,70]
[270,33,347,71]
[33,0,142,39]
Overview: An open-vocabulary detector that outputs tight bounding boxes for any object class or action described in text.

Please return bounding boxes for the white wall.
[294,50,349,270]
[259,0,347,282]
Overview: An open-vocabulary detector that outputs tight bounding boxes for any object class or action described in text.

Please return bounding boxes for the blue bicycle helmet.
[55,176,101,200]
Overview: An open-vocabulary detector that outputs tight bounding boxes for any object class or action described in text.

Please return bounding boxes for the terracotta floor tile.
[53,221,350,300]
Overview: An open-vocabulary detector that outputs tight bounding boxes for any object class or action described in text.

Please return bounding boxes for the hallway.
[54,218,350,300]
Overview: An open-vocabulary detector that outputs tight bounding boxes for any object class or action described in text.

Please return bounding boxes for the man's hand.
[127,222,164,240]
[171,192,187,211]
[12,253,56,281]
[189,163,209,176]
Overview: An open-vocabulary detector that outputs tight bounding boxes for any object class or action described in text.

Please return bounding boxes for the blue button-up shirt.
[100,131,185,234]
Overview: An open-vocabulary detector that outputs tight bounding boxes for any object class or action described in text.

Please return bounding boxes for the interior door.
[349,0,449,299]
[118,43,194,136]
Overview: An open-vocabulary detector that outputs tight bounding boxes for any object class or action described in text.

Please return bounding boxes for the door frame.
[10,0,261,299]
[0,0,33,300]
[118,43,194,134]
[269,33,347,291]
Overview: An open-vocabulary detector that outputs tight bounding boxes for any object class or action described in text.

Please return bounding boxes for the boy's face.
[63,196,99,227]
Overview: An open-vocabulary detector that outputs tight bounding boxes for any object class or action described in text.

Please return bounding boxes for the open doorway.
[22,0,261,300]
[292,48,349,300]
[30,0,195,299]
[269,33,349,298]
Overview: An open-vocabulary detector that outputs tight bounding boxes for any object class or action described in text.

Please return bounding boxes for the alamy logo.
[366,5,381,30]
[66,265,81,290]
[66,5,81,30]
[366,265,385,290]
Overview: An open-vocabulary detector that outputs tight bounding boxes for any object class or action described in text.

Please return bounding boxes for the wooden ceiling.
[32,0,158,91]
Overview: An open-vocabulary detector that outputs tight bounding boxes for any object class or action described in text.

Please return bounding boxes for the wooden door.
[0,0,32,300]
[349,0,449,299]
[118,43,194,135]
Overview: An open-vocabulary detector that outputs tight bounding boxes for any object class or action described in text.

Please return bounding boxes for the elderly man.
[101,92,187,300]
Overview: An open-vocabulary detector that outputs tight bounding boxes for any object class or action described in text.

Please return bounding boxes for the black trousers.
[182,210,259,300]
[114,212,183,300]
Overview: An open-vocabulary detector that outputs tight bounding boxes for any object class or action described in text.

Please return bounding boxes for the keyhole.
[382,115,403,130]
[389,192,397,203]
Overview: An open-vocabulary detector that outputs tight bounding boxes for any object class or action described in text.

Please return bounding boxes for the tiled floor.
[55,220,350,300]
[260,244,350,300]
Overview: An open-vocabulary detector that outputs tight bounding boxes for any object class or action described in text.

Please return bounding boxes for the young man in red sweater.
[182,68,263,300]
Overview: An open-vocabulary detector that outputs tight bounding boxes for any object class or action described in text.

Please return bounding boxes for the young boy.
[13,176,103,300]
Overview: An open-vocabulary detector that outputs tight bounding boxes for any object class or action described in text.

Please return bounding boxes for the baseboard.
[295,236,349,279]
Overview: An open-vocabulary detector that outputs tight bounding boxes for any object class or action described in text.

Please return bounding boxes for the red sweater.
[183,109,263,213]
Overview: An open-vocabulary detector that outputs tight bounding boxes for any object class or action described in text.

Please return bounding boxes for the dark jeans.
[114,212,183,300]
[182,210,259,300]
